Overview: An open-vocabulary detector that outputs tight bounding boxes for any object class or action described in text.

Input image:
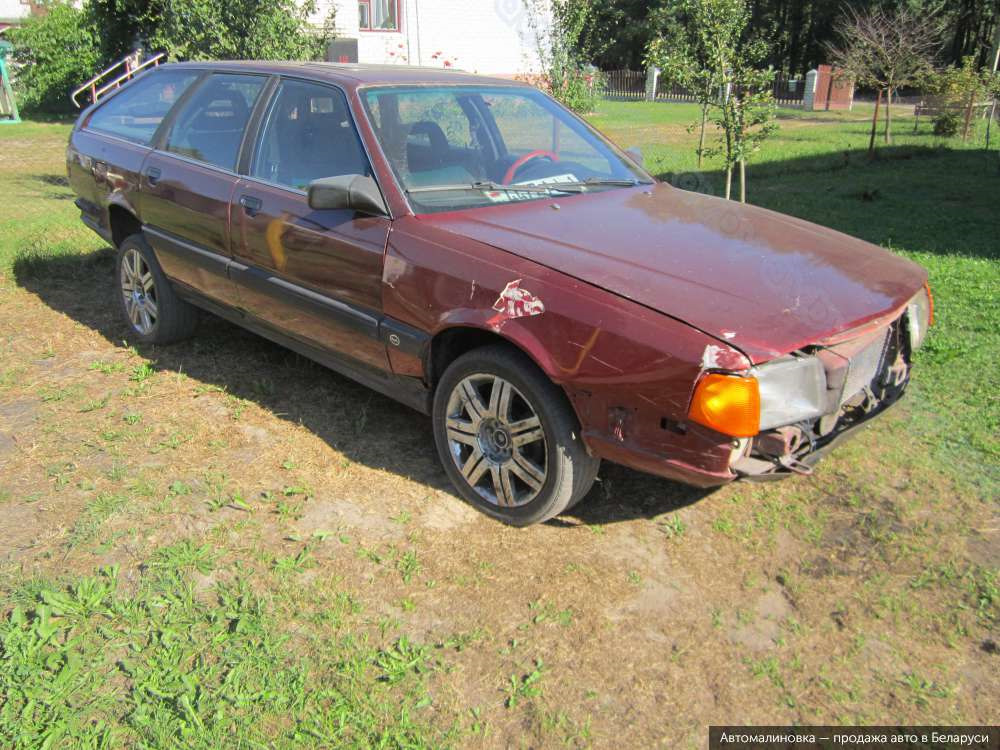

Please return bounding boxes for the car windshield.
[360,85,652,213]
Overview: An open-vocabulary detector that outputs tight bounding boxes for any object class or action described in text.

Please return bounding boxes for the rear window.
[163,73,267,171]
[87,70,198,145]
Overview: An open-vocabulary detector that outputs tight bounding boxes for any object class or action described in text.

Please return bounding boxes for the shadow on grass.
[655,144,1000,260]
[24,173,76,200]
[9,112,78,124]
[12,245,712,526]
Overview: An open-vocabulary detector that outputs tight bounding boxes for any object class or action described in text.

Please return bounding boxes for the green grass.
[0,561,446,748]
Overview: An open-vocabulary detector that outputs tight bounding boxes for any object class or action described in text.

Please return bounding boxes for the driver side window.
[367,90,487,184]
[251,80,371,191]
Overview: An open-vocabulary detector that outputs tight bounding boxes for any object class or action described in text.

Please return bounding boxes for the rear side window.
[87,70,198,145]
[250,79,371,190]
[163,74,266,171]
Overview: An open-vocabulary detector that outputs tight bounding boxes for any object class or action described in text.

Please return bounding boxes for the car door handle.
[239,195,262,217]
[145,167,161,186]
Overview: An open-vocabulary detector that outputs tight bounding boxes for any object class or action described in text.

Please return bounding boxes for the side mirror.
[307,174,387,216]
[625,147,644,167]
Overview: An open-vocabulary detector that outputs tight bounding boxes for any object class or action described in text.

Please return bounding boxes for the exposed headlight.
[754,355,827,431]
[906,284,933,351]
[689,356,829,437]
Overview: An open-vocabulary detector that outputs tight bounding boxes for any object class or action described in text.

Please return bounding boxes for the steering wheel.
[501,149,560,185]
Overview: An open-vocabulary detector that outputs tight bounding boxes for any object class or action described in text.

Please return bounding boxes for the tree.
[88,0,334,63]
[826,6,941,154]
[582,0,999,78]
[646,0,728,168]
[578,0,659,71]
[715,60,778,202]
[925,56,1000,140]
[647,0,777,201]
[524,0,601,114]
[6,2,101,114]
[7,0,333,113]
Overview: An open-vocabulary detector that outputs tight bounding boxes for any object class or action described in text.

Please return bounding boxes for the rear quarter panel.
[385,217,746,481]
[68,129,146,233]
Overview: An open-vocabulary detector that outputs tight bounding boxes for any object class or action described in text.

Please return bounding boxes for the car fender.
[383,217,746,479]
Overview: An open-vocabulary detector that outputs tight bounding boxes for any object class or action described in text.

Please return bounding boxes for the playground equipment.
[0,40,19,124]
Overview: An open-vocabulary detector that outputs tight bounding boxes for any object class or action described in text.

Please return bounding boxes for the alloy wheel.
[445,373,548,507]
[120,248,158,335]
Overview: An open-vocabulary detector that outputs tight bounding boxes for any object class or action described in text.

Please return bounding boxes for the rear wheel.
[432,345,599,526]
[115,233,197,344]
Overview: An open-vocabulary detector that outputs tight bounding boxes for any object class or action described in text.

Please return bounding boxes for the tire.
[432,345,600,526]
[115,233,197,345]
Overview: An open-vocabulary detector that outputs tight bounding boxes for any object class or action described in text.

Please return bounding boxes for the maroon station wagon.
[68,62,932,525]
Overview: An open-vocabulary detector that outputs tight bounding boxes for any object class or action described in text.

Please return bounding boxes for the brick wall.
[811,65,855,111]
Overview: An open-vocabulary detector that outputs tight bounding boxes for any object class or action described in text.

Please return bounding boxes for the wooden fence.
[602,69,806,107]
[602,69,647,100]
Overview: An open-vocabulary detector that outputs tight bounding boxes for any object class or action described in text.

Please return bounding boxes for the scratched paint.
[487,279,545,330]
[701,343,750,372]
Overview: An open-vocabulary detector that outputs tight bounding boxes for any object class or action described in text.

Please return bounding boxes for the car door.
[70,68,200,236]
[230,77,390,372]
[139,72,270,307]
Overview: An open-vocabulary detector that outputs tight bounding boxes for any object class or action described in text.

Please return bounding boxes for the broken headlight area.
[732,317,911,479]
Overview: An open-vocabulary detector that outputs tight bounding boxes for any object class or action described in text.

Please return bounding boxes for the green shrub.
[549,66,602,115]
[7,0,334,116]
[933,110,960,137]
[90,0,334,64]
[6,2,101,114]
[523,0,602,115]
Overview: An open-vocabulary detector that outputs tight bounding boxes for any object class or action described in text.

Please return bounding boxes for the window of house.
[87,69,198,145]
[162,74,266,171]
[358,0,399,31]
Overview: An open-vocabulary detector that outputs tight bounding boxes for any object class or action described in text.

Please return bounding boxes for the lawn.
[0,103,997,748]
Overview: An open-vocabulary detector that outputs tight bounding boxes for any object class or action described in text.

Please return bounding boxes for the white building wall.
[0,0,31,23]
[313,0,547,75]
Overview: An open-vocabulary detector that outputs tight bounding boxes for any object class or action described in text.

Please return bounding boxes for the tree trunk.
[739,159,746,203]
[884,87,892,144]
[697,104,708,168]
[722,94,734,200]
[869,89,882,157]
[986,98,996,152]
[787,0,805,77]
[992,17,1000,73]
[963,87,976,141]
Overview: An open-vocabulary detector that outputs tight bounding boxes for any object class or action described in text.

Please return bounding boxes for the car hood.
[421,183,928,363]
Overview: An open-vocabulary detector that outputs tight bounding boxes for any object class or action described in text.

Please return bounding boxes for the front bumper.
[733,393,903,481]
[732,315,912,481]
[583,313,915,489]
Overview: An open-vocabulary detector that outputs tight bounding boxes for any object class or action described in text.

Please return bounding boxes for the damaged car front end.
[690,285,933,481]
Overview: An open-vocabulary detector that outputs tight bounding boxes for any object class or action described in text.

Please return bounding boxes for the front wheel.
[432,345,599,526]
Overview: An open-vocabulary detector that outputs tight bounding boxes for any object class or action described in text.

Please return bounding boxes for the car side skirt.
[171,281,432,415]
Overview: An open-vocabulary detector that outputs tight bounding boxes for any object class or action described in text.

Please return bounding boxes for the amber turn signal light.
[688,373,760,438]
